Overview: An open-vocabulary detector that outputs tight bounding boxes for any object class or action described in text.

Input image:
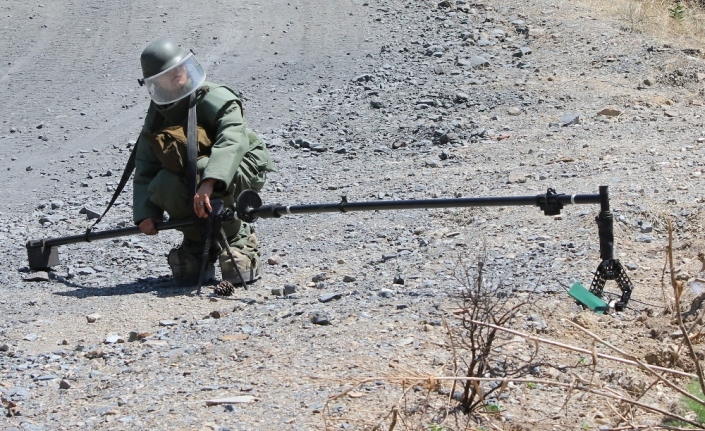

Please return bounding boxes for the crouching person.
[133,39,276,287]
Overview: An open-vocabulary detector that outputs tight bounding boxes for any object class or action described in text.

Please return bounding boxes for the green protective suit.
[132,82,276,253]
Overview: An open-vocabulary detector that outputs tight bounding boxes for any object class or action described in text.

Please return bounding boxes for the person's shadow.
[50,273,215,298]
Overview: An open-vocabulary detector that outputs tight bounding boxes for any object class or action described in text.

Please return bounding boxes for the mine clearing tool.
[26,186,633,308]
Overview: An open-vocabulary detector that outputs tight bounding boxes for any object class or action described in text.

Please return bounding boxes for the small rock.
[444,133,459,144]
[105,334,119,344]
[135,332,153,341]
[636,235,653,243]
[319,293,342,303]
[508,171,527,183]
[312,272,328,282]
[59,379,72,390]
[50,200,64,209]
[382,254,397,262]
[469,55,489,68]
[159,320,178,327]
[370,100,385,109]
[528,28,546,37]
[507,107,521,116]
[597,106,622,117]
[86,313,101,323]
[0,344,9,352]
[272,284,296,296]
[210,310,223,319]
[76,267,95,275]
[79,207,101,220]
[311,312,331,325]
[342,275,356,283]
[378,289,395,298]
[23,271,50,282]
[560,113,580,126]
[6,387,31,401]
[640,223,653,233]
[310,144,327,152]
[267,255,281,265]
[353,74,373,83]
[664,110,678,118]
[24,333,38,342]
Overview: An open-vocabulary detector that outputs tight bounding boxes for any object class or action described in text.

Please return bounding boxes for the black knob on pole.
[236,190,263,223]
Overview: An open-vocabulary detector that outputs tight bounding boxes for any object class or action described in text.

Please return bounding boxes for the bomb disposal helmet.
[140,39,206,105]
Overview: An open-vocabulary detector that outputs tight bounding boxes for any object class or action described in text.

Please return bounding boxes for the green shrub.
[683,380,705,424]
[669,0,686,22]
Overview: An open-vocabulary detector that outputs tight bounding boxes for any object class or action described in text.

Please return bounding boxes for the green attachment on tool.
[568,282,609,314]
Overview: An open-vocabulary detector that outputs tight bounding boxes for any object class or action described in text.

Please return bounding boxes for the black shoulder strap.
[84,137,139,238]
[187,92,198,207]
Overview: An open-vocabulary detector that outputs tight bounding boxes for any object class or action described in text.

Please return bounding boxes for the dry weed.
[575,0,705,44]
[317,227,705,430]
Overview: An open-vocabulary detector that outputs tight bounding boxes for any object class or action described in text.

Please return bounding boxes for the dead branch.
[450,315,695,379]
[334,375,703,428]
[668,219,705,399]
[565,319,705,410]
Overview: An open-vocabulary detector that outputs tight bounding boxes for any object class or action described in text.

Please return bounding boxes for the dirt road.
[3,0,705,430]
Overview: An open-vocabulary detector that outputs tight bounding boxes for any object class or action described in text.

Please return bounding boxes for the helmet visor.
[144,54,206,105]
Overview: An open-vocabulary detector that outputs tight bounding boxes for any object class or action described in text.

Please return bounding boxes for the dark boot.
[168,240,216,288]
[219,222,262,285]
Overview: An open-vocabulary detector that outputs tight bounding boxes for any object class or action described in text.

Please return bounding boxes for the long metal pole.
[596,186,614,261]
[27,189,608,270]
[245,193,602,220]
[27,219,194,249]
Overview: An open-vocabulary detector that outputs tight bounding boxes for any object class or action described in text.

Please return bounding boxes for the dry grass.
[575,0,705,45]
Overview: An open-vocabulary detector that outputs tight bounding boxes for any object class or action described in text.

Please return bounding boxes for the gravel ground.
[2,0,705,430]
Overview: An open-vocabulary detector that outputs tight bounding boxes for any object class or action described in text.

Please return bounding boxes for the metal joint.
[536,188,564,216]
[338,195,348,213]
